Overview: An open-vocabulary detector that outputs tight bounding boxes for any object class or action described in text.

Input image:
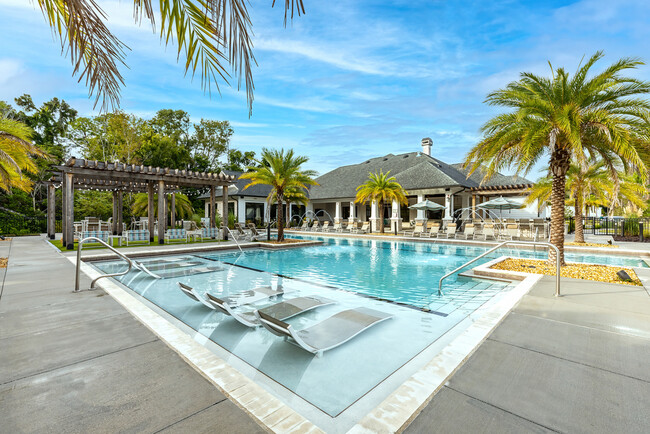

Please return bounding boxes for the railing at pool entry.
[438,240,561,297]
[222,226,244,252]
[75,236,133,292]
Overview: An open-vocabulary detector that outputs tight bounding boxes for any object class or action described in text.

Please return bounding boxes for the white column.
[335,201,342,223]
[416,194,426,221]
[462,194,470,219]
[444,192,453,221]
[370,200,379,231]
[390,199,402,232]
[238,197,246,223]
[349,201,357,223]
[204,201,209,218]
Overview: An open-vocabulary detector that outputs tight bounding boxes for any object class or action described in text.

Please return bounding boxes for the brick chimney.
[421,137,432,156]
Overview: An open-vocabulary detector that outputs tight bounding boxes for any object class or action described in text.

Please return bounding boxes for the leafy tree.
[32,0,305,112]
[464,52,650,264]
[191,119,233,171]
[70,111,143,163]
[136,126,192,169]
[355,170,408,233]
[224,149,257,171]
[240,148,317,241]
[0,115,48,192]
[132,192,194,219]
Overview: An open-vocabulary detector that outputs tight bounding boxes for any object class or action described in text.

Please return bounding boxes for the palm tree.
[35,0,305,113]
[132,193,193,219]
[355,170,408,233]
[464,52,650,264]
[0,116,48,192]
[270,185,309,227]
[240,148,318,241]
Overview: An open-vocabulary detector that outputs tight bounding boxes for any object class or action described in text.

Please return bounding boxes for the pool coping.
[285,230,650,258]
[69,244,541,433]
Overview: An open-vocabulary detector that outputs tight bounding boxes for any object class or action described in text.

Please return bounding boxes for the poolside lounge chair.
[310,221,321,232]
[351,222,369,234]
[178,283,284,309]
[402,221,424,236]
[439,225,456,239]
[124,229,150,246]
[165,228,188,243]
[133,261,162,279]
[233,223,251,241]
[421,223,441,238]
[320,221,330,232]
[205,293,336,327]
[478,224,496,240]
[298,221,309,231]
[456,223,474,240]
[332,221,342,232]
[256,307,393,357]
[247,223,267,241]
[499,224,520,241]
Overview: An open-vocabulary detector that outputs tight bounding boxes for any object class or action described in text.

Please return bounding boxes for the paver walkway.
[406,275,650,433]
[0,236,264,433]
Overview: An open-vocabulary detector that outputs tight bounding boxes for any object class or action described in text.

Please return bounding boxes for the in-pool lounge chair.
[178,283,284,309]
[205,293,336,327]
[255,307,393,357]
[133,261,162,279]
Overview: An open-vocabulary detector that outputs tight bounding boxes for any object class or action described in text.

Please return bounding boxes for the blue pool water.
[93,235,645,419]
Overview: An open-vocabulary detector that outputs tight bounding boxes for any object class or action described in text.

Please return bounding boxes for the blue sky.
[1,0,650,176]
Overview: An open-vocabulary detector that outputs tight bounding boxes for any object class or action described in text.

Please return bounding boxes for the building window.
[246,203,264,225]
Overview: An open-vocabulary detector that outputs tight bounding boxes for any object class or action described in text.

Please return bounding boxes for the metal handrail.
[223,226,243,252]
[75,236,133,292]
[438,240,561,297]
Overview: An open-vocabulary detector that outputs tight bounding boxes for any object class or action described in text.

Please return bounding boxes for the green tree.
[132,192,194,219]
[224,149,257,171]
[33,1,305,112]
[355,170,408,233]
[70,111,143,163]
[136,126,192,169]
[240,148,317,241]
[191,119,233,171]
[464,52,650,264]
[0,115,48,192]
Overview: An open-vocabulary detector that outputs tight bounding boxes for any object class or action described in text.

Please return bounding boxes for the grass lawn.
[49,236,226,251]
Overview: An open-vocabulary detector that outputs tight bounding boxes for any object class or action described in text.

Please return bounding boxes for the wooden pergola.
[46,158,237,249]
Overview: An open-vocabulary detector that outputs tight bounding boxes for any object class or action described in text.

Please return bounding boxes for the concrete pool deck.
[1,236,650,432]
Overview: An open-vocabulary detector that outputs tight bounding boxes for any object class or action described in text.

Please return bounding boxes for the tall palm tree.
[132,192,194,219]
[355,170,408,233]
[35,0,305,113]
[240,148,318,241]
[270,185,309,227]
[0,116,47,192]
[464,52,650,264]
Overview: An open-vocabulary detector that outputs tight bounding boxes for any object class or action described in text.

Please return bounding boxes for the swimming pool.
[92,236,645,428]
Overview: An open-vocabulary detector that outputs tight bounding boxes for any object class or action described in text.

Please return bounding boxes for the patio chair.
[178,283,285,309]
[311,221,321,232]
[332,221,342,232]
[133,260,162,279]
[456,223,475,240]
[204,293,336,328]
[478,224,496,240]
[124,229,150,246]
[421,223,441,238]
[439,225,457,239]
[200,227,220,241]
[165,228,188,243]
[255,307,393,357]
[233,223,252,241]
[320,221,330,232]
[247,223,267,241]
[402,221,424,236]
[298,221,309,231]
[81,230,110,244]
[351,221,369,234]
[499,224,520,241]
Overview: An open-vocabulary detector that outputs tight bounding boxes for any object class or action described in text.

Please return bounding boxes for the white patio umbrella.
[478,196,524,219]
[408,199,445,211]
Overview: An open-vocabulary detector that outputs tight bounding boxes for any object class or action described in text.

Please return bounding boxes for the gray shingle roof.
[309,152,532,200]
[449,163,532,187]
[199,170,272,199]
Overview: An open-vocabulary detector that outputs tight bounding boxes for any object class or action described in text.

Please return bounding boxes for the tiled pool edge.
[70,254,539,433]
[348,271,541,433]
[71,257,324,434]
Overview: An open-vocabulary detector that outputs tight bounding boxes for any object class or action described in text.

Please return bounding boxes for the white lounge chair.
[421,223,441,238]
[178,283,284,309]
[351,222,369,234]
[205,294,336,327]
[439,225,457,239]
[456,223,475,240]
[255,307,393,357]
[402,222,424,237]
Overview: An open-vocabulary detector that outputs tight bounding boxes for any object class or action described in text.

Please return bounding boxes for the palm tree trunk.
[574,187,585,243]
[549,148,570,266]
[379,200,384,233]
[277,197,284,242]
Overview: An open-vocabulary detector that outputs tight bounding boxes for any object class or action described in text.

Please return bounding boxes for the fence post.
[640,222,644,242]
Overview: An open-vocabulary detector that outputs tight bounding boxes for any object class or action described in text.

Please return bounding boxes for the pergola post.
[112,191,118,235]
[65,172,74,250]
[472,194,477,218]
[147,182,155,242]
[158,180,165,244]
[221,185,228,240]
[61,178,67,247]
[170,193,176,229]
[210,185,216,228]
[117,191,123,235]
[47,183,55,240]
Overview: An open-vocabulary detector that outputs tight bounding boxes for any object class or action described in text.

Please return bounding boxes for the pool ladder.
[74,236,133,292]
[438,241,561,297]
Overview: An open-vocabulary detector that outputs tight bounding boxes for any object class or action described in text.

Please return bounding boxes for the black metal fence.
[0,213,61,236]
[567,217,650,239]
